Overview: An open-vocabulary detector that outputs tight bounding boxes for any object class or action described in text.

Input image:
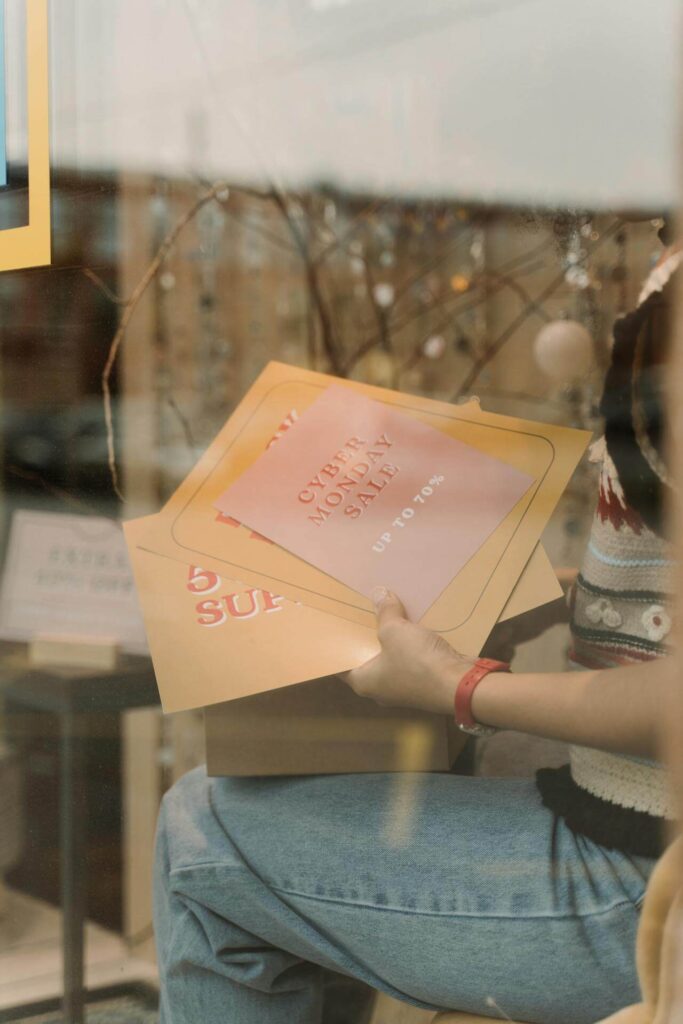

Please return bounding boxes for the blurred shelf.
[0,888,157,1013]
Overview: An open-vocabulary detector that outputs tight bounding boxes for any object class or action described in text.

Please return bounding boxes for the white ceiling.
[44,0,681,209]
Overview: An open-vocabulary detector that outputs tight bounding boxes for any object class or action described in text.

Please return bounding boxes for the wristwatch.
[454,658,511,737]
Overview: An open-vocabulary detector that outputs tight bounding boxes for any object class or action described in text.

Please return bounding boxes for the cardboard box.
[204,676,466,776]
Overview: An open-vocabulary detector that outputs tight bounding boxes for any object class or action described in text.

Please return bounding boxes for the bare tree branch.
[101,180,236,500]
[268,190,343,374]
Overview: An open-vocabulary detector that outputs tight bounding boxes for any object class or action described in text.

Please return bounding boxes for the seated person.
[153,247,679,1024]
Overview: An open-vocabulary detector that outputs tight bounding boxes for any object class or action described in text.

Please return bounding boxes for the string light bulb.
[449,274,470,293]
[423,334,446,359]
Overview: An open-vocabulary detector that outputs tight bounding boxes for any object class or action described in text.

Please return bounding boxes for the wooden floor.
[0,887,157,1014]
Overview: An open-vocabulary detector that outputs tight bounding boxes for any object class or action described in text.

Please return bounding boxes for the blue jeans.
[154,767,653,1024]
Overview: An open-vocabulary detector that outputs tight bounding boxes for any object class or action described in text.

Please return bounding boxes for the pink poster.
[215,385,533,620]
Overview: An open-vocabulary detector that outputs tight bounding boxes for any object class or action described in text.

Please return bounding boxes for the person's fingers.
[345,655,383,701]
[336,649,380,688]
[372,586,408,633]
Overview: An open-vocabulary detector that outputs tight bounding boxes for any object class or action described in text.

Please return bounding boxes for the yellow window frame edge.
[0,0,50,273]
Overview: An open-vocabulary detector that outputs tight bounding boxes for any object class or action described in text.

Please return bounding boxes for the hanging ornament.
[564,228,591,290]
[470,234,484,265]
[423,334,446,359]
[533,319,593,382]
[373,282,395,308]
[362,350,395,388]
[565,265,590,290]
[150,192,168,225]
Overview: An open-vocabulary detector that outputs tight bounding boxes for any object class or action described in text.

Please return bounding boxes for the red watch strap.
[454,658,510,730]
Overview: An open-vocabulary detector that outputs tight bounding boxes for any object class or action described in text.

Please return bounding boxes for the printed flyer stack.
[125,362,590,774]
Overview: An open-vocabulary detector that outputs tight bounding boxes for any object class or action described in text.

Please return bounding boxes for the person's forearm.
[472,658,673,758]
[446,656,674,759]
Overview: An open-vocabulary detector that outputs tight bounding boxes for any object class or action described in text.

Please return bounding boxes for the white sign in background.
[0,510,148,655]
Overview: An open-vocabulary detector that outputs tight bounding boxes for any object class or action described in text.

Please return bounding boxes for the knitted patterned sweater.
[536,253,679,858]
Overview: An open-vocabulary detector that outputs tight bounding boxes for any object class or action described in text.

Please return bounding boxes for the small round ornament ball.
[362,349,395,388]
[533,319,593,382]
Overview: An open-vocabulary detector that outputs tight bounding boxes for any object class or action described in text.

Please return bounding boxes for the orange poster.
[139,363,588,657]
[126,516,558,715]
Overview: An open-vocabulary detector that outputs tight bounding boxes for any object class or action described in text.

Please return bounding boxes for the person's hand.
[340,587,475,715]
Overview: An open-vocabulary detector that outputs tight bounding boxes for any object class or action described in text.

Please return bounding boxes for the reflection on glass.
[0,3,680,1023]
